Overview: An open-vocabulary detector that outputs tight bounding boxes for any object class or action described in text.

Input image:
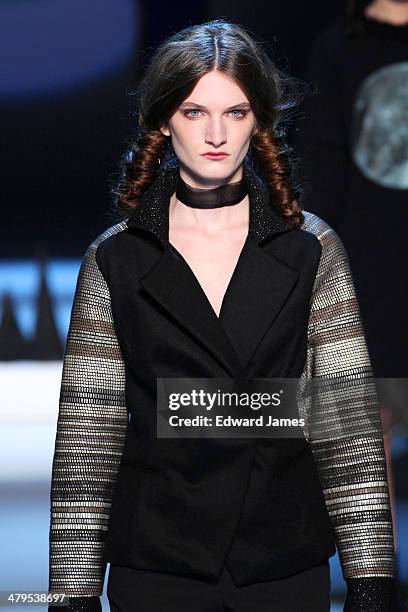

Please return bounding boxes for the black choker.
[175,173,248,209]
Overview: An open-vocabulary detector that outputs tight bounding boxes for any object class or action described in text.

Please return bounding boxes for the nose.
[205,116,227,147]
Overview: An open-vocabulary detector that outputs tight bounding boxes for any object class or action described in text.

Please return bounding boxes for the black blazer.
[48,160,396,603]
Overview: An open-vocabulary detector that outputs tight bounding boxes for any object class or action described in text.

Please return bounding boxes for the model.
[48,19,402,612]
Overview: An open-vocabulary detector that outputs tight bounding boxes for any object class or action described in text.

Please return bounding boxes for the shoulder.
[78,220,129,272]
[300,209,333,238]
[300,210,349,268]
[84,220,129,258]
[300,211,354,303]
[78,221,129,284]
[300,210,344,245]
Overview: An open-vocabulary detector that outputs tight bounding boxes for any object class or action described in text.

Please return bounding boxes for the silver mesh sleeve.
[301,215,396,581]
[48,223,128,601]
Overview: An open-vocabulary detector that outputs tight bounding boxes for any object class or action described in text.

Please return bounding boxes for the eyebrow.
[179,101,251,111]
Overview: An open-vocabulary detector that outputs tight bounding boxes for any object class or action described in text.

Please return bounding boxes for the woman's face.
[160,70,257,188]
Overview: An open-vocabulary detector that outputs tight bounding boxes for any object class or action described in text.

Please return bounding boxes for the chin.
[198,162,238,178]
[179,158,241,186]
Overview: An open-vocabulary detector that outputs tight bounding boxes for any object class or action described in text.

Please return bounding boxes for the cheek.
[232,123,255,150]
[171,124,201,155]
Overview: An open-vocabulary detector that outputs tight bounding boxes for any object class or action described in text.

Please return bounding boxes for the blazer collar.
[125,158,299,377]
[125,158,295,246]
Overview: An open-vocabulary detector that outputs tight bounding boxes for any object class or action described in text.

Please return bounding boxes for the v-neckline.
[168,233,251,322]
[130,162,299,374]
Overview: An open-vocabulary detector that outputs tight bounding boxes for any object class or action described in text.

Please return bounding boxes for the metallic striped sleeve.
[301,212,397,581]
[48,222,129,607]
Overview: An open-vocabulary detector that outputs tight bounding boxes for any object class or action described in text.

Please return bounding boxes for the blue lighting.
[0,259,80,339]
[0,0,139,98]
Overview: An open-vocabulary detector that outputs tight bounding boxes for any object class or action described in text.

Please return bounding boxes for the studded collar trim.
[125,158,296,246]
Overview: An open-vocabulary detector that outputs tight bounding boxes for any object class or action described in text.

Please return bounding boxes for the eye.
[228,109,247,120]
[183,109,203,119]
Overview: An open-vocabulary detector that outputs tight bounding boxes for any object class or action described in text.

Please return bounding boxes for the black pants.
[107,560,331,612]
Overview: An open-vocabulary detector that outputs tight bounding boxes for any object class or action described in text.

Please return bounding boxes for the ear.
[160,124,171,137]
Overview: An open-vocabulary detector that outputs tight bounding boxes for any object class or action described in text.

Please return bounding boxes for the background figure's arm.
[302,222,402,610]
[48,234,128,611]
[294,27,349,229]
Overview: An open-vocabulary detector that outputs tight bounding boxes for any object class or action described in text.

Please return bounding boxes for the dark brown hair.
[112,19,305,227]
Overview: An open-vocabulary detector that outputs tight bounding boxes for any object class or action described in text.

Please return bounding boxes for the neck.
[365,0,408,25]
[170,163,249,232]
[169,192,249,235]
[178,165,244,189]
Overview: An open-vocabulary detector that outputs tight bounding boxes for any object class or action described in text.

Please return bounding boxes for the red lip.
[202,152,229,157]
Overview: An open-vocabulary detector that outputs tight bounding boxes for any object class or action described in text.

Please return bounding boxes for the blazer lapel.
[219,237,299,371]
[126,157,299,376]
[138,246,242,375]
